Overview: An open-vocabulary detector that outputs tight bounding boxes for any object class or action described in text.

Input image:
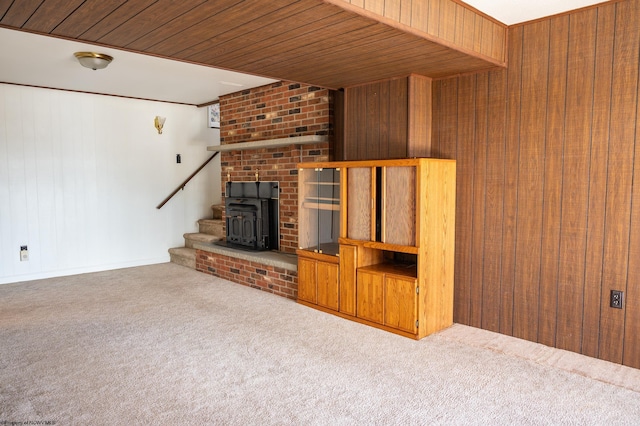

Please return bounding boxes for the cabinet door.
[316,168,341,255]
[339,245,357,316]
[297,257,317,304]
[298,168,320,252]
[317,261,339,311]
[382,166,416,246]
[384,275,417,333]
[356,270,384,324]
[347,167,373,240]
[299,168,340,255]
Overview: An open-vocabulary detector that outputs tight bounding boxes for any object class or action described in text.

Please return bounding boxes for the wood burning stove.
[225,181,278,251]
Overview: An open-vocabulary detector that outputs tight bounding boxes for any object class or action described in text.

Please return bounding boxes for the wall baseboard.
[0,256,170,286]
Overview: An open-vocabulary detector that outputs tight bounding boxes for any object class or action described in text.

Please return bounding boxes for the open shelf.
[302,202,340,211]
[338,237,419,255]
[298,242,340,257]
[358,262,417,279]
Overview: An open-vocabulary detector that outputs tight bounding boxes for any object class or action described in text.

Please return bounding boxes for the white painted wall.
[0,83,221,284]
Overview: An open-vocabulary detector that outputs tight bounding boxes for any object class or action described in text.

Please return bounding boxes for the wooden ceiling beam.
[0,0,508,89]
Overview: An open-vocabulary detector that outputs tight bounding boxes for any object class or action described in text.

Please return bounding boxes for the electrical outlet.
[610,290,623,309]
[20,245,29,262]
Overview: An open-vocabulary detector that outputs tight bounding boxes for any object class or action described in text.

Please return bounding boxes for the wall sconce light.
[74,52,113,70]
[154,116,166,134]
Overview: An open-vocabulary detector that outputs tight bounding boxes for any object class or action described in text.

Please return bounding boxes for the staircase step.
[211,204,224,220]
[198,219,224,237]
[184,232,221,249]
[169,247,196,269]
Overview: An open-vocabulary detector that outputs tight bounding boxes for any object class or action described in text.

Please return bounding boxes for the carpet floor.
[1,263,639,425]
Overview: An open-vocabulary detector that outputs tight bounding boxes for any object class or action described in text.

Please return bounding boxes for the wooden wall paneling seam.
[399,0,412,27]
[479,15,495,58]
[409,0,427,33]
[439,0,457,43]
[345,86,364,160]
[388,77,408,159]
[334,89,346,161]
[512,20,550,343]
[461,8,476,55]
[453,3,465,49]
[492,23,505,62]
[431,80,442,156]
[599,0,638,364]
[434,79,457,162]
[365,0,385,15]
[538,14,569,349]
[407,74,417,156]
[623,5,640,367]
[383,0,402,21]
[407,75,432,158]
[500,25,524,337]
[427,0,440,37]
[556,9,598,353]
[366,82,382,159]
[469,72,487,328]
[472,8,483,55]
[480,69,506,333]
[581,5,616,358]
[379,80,391,159]
[452,73,475,325]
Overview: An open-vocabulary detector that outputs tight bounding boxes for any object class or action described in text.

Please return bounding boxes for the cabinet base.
[297,299,427,340]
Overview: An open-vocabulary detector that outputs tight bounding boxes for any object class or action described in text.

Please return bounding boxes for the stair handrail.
[156,151,219,209]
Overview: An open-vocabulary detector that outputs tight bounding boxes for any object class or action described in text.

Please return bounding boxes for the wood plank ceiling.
[0,0,506,89]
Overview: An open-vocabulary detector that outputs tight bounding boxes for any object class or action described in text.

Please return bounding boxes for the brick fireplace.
[195,81,334,299]
[219,81,333,253]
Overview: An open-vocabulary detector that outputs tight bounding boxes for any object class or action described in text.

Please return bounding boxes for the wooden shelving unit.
[297,158,456,339]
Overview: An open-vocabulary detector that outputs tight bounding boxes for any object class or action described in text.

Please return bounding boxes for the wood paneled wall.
[330,0,507,64]
[431,0,640,368]
[340,75,431,160]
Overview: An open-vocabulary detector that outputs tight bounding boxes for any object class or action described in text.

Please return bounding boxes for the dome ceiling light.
[74,52,113,70]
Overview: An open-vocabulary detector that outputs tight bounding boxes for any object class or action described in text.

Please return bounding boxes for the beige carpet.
[1,263,639,425]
